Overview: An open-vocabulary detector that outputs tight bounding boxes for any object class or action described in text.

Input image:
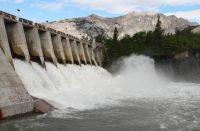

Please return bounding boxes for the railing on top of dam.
[0,10,104,68]
[0,10,17,20]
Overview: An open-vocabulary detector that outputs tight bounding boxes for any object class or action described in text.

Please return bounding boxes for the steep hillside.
[45,12,198,39]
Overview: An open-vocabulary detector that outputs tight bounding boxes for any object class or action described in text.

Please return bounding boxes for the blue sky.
[0,0,200,23]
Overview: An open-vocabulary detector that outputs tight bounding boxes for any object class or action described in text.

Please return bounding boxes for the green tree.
[152,14,164,56]
[154,14,163,39]
[96,16,200,68]
[113,27,119,42]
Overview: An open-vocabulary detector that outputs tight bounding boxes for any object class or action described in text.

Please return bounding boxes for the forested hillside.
[96,15,200,67]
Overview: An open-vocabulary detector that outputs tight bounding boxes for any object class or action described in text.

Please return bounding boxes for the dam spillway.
[0,11,104,119]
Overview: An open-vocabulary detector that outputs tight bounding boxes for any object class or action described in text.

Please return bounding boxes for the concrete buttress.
[62,37,74,64]
[77,41,87,64]
[51,34,66,64]
[98,48,103,66]
[89,45,98,66]
[0,49,33,119]
[70,40,81,65]
[24,27,45,67]
[39,31,57,66]
[0,16,13,67]
[94,48,102,66]
[83,43,92,64]
[5,22,31,63]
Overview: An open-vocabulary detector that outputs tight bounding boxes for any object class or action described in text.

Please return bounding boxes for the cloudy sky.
[0,0,200,23]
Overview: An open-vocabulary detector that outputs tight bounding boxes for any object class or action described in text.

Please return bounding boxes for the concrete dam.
[0,11,104,119]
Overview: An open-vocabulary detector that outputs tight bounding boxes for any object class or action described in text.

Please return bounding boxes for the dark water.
[1,98,200,131]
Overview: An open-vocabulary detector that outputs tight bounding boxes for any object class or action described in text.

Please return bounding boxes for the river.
[1,55,200,131]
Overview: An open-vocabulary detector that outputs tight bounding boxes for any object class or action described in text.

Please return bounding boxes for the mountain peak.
[88,14,103,19]
[45,12,198,39]
[126,11,158,16]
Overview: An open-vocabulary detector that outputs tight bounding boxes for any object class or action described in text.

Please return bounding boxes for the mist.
[13,55,200,113]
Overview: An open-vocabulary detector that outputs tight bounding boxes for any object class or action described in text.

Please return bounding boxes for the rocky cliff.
[155,50,200,83]
[192,26,200,33]
[45,12,198,39]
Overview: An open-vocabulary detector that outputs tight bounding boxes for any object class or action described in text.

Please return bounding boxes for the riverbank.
[154,50,200,83]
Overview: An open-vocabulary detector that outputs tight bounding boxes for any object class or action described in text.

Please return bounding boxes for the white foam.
[13,55,200,111]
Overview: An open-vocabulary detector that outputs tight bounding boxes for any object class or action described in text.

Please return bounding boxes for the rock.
[34,99,55,113]
[44,12,198,39]
[174,51,189,59]
[155,53,200,83]
[192,26,200,34]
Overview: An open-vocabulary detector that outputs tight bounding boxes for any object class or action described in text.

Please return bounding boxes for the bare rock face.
[192,26,200,34]
[45,12,198,39]
[174,51,190,59]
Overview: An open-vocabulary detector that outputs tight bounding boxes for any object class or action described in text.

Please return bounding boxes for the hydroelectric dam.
[0,11,104,119]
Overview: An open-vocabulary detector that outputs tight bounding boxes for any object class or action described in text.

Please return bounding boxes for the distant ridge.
[45,12,199,39]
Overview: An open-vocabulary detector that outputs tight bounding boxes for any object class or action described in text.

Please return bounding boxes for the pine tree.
[154,14,163,39]
[113,27,119,42]
[152,14,164,56]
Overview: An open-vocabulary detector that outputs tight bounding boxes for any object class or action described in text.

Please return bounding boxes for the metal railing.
[0,11,17,20]
[0,10,98,45]
[19,17,33,25]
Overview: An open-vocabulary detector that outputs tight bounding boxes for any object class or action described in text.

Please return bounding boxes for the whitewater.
[13,55,200,110]
[6,55,200,130]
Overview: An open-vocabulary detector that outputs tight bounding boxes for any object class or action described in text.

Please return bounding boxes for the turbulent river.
[1,55,200,131]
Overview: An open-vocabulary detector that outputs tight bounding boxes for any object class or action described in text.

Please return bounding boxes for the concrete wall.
[51,34,66,64]
[0,16,13,67]
[94,48,100,66]
[91,39,98,66]
[83,43,92,64]
[5,22,31,63]
[62,37,74,64]
[94,47,103,66]
[89,45,98,66]
[99,48,103,66]
[24,27,45,67]
[70,39,81,64]
[0,11,104,119]
[77,41,87,64]
[0,49,33,119]
[39,31,57,66]
[0,11,103,67]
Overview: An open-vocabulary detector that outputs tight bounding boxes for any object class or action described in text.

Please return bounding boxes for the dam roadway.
[0,11,104,119]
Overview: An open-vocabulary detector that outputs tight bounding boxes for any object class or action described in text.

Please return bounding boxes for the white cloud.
[31,0,68,11]
[30,0,200,22]
[14,0,24,3]
[165,9,200,23]
[0,0,24,3]
[31,2,65,11]
[31,0,200,13]
[70,0,200,14]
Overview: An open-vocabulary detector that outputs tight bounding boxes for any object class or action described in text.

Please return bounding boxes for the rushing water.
[1,55,200,131]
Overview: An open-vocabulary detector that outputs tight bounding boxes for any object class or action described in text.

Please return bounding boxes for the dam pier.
[0,11,104,119]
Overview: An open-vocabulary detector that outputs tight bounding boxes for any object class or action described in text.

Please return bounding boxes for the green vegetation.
[96,15,200,67]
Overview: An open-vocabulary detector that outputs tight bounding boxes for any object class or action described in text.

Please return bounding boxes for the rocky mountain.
[192,26,200,33]
[45,12,198,39]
